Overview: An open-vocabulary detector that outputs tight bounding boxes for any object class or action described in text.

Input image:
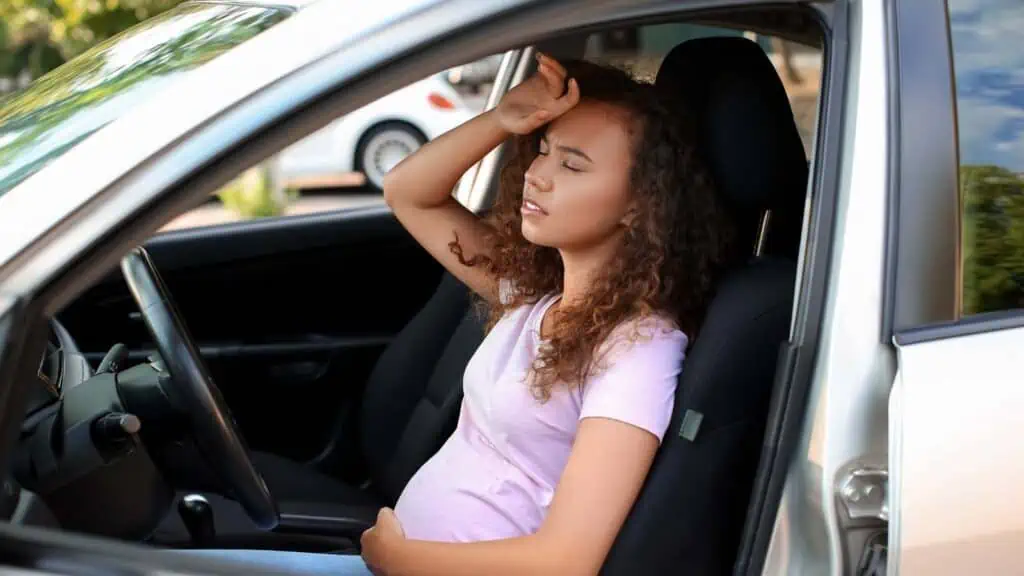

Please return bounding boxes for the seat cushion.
[251,451,380,508]
[152,452,381,548]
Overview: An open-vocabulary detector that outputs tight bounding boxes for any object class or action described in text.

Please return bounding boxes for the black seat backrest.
[357,272,484,505]
[655,38,808,260]
[601,38,808,575]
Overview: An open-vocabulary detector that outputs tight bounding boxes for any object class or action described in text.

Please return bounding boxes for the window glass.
[0,2,290,198]
[949,0,1024,316]
[161,54,501,232]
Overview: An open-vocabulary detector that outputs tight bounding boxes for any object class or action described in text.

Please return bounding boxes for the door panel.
[891,324,1024,575]
[57,207,444,462]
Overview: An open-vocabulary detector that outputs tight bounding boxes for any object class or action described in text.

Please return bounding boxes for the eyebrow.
[558,145,593,163]
[540,136,594,163]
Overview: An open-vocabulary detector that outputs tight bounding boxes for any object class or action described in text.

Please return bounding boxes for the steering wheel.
[120,246,279,530]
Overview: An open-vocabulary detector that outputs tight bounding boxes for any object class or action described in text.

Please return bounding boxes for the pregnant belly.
[393,435,546,543]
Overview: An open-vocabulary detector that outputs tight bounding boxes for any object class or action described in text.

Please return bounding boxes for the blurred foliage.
[961,165,1024,316]
[0,0,184,81]
[216,165,297,219]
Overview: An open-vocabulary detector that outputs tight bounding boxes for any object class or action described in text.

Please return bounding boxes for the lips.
[521,197,548,216]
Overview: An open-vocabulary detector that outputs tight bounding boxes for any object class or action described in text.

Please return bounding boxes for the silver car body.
[0,0,1010,574]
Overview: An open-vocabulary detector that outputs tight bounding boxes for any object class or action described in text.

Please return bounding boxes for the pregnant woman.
[187,53,736,576]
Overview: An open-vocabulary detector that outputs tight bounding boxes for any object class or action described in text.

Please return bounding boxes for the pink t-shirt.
[392,289,687,542]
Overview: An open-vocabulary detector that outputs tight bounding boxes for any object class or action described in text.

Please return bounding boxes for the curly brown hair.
[452,60,738,400]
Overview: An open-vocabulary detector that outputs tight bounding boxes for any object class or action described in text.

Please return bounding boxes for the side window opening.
[160,53,503,232]
[163,20,824,235]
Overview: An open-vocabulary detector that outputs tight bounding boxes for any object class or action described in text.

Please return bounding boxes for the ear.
[620,203,639,227]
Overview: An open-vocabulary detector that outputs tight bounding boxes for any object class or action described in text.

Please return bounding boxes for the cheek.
[556,175,631,231]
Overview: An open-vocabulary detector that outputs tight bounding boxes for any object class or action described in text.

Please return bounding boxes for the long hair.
[452,60,738,400]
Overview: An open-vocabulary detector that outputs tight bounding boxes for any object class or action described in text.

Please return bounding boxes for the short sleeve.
[579,320,687,442]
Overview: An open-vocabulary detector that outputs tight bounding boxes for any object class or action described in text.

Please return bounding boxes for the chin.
[520,220,557,247]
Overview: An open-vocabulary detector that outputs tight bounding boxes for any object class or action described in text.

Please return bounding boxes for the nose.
[524,168,552,193]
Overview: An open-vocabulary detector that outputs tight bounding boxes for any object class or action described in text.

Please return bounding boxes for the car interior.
[9,5,825,575]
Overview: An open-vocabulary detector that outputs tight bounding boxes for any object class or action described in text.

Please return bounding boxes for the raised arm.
[382,53,580,303]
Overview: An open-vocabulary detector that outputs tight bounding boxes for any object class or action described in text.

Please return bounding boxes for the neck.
[558,232,624,306]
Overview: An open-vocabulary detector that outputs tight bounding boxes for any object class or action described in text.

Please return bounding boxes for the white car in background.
[275,70,477,192]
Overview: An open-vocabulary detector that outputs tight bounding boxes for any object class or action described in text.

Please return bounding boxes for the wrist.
[483,107,512,136]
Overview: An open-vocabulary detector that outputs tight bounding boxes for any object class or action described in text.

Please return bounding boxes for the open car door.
[890,326,1024,575]
[888,0,1024,572]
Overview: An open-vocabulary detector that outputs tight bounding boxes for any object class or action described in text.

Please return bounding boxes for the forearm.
[387,534,590,576]
[383,109,510,209]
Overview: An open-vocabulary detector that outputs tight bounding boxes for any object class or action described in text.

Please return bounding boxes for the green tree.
[0,0,183,81]
[961,165,1024,315]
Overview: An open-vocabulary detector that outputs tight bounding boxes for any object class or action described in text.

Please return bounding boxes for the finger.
[384,509,406,536]
[537,62,564,99]
[537,52,567,77]
[538,57,567,86]
[555,77,580,111]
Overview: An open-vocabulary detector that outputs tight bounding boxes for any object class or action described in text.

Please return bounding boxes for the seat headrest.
[655,37,808,221]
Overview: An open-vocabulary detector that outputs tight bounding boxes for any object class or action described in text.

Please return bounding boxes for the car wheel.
[354,122,427,193]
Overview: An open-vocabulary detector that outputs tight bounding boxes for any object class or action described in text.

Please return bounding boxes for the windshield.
[0,2,292,197]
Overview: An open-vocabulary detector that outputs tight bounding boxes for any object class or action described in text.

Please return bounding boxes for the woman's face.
[520,100,636,251]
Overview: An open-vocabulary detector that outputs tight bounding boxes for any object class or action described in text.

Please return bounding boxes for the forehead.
[544,100,636,156]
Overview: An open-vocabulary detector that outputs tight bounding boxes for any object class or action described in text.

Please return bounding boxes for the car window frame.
[884,0,961,344]
[888,0,1024,346]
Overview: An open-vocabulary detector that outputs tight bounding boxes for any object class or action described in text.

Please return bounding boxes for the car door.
[888,0,1024,573]
[58,207,443,462]
[55,51,516,465]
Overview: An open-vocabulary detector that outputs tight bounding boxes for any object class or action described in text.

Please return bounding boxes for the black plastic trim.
[146,204,400,271]
[886,0,960,332]
[735,340,799,573]
[879,0,902,341]
[276,512,371,539]
[82,336,392,364]
[895,309,1024,346]
[0,297,39,487]
[737,2,849,574]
